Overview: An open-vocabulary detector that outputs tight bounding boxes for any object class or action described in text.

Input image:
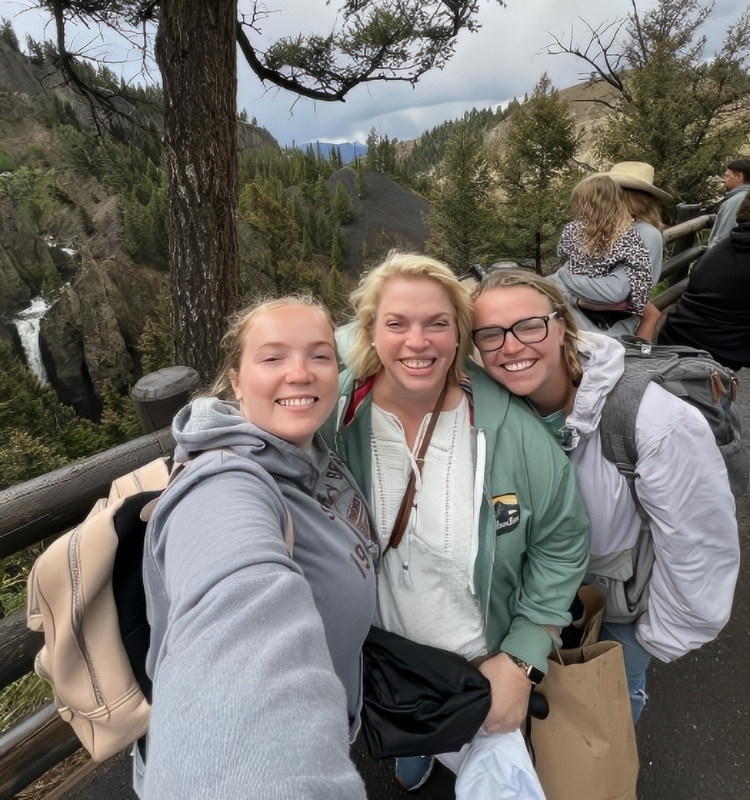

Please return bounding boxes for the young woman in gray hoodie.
[135,297,377,799]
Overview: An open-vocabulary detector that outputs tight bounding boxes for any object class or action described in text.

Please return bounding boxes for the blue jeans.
[600,621,651,722]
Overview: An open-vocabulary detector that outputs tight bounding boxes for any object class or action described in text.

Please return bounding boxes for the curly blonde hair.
[571,175,633,256]
[211,295,334,397]
[346,251,473,382]
[472,267,583,385]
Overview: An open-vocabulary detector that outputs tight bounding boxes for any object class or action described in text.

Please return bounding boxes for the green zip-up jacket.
[326,360,590,675]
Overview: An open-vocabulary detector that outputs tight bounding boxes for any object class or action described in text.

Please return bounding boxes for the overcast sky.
[5,0,743,147]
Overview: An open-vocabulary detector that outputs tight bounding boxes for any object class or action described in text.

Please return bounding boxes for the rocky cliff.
[331,167,430,274]
[39,255,165,418]
[0,35,277,419]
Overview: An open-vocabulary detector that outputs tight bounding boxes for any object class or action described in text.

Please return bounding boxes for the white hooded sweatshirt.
[549,332,739,663]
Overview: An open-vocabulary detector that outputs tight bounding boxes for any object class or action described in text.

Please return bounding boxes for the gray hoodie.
[137,397,376,799]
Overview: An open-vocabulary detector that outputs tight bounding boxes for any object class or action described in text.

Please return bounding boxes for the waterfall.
[14,296,50,384]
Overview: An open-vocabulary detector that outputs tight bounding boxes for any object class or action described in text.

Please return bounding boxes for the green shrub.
[138,288,175,373]
[0,19,19,52]
[0,148,17,172]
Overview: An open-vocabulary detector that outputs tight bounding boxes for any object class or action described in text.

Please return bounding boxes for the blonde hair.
[211,295,335,397]
[346,251,473,382]
[620,188,665,230]
[472,268,583,385]
[571,175,633,256]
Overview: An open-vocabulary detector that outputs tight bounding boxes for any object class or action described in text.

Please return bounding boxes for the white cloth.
[438,728,546,800]
[370,396,486,660]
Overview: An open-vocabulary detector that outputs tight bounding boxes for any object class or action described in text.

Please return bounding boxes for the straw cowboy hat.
[604,162,672,202]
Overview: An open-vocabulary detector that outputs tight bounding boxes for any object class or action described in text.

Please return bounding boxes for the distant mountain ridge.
[299,140,367,164]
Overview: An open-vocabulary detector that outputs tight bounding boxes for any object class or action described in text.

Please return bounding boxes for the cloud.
[6,0,742,147]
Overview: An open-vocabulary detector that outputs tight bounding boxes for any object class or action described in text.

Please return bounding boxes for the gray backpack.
[593,336,748,623]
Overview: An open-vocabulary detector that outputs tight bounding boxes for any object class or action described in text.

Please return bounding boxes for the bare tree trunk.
[156,0,239,385]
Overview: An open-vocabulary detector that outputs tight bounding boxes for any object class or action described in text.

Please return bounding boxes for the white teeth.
[402,359,433,368]
[504,360,535,372]
[277,397,316,407]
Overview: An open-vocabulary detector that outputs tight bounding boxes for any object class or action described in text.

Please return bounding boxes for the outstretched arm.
[142,471,366,800]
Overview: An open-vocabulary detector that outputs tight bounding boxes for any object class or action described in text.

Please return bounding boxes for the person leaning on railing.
[657,192,750,371]
[707,159,750,249]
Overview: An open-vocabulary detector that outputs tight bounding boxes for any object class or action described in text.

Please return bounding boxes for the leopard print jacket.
[557,220,652,314]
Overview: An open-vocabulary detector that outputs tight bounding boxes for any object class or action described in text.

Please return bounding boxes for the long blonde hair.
[571,175,633,256]
[620,188,665,230]
[211,295,335,397]
[346,251,473,382]
[472,268,583,385]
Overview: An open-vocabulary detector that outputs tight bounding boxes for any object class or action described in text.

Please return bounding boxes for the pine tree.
[498,74,580,273]
[549,0,750,202]
[240,182,303,295]
[331,228,343,271]
[425,124,501,272]
[333,181,354,224]
[326,263,347,322]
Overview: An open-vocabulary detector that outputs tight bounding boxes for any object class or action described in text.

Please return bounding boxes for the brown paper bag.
[529,585,639,800]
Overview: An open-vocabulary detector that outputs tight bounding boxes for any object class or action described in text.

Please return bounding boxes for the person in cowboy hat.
[552,173,661,339]
[556,163,671,307]
[607,162,672,282]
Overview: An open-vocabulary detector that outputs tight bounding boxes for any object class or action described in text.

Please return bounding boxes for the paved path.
[59,385,750,800]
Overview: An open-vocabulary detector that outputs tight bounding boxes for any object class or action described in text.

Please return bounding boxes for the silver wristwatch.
[507,653,545,685]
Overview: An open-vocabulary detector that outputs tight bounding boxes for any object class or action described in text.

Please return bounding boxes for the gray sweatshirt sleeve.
[634,221,664,285]
[556,263,632,302]
[142,471,366,799]
[708,189,749,248]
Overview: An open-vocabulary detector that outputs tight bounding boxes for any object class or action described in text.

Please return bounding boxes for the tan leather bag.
[27,457,170,762]
[27,453,295,763]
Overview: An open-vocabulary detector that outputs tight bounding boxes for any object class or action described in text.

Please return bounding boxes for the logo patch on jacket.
[492,493,520,535]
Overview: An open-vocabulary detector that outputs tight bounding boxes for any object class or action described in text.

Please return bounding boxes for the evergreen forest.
[1,0,749,751]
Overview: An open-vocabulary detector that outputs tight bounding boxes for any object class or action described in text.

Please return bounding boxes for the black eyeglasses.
[471,313,560,353]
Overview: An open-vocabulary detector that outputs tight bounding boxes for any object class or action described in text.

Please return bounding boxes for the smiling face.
[473,285,571,415]
[372,276,459,406]
[229,304,338,449]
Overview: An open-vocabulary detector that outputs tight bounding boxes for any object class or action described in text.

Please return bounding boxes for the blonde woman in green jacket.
[328,251,589,797]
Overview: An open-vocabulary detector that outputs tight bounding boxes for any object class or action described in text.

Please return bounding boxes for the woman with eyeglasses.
[472,267,739,723]
[327,251,589,796]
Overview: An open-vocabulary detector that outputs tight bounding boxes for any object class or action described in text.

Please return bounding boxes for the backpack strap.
[599,337,682,483]
[599,367,647,487]
[597,339,668,622]
[283,507,294,557]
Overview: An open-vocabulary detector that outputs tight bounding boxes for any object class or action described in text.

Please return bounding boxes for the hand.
[477,652,533,734]
[635,300,662,342]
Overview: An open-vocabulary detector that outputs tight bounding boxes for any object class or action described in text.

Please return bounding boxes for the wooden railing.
[0,429,174,800]
[0,209,716,798]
